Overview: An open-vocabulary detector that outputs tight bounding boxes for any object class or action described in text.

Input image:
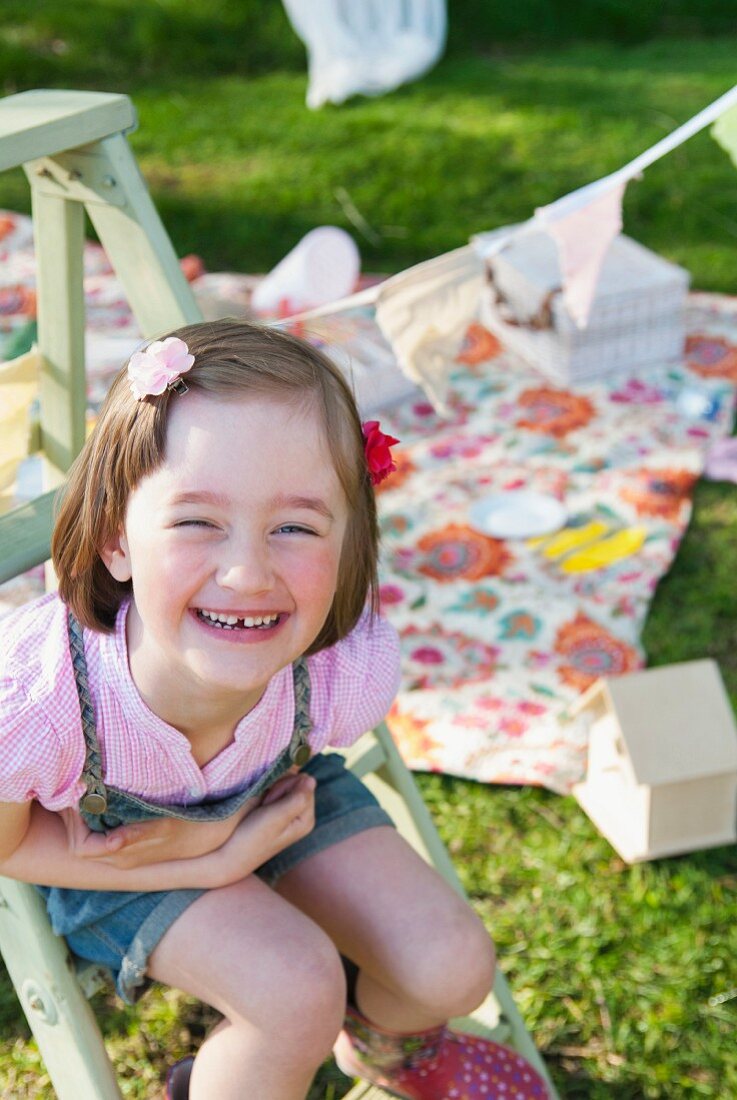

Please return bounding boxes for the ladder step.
[0,90,135,172]
[0,490,55,584]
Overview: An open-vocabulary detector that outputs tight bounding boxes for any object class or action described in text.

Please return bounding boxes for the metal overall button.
[290,743,311,767]
[80,792,108,814]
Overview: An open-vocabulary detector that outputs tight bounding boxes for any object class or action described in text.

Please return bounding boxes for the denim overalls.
[67,611,314,831]
[37,611,392,1002]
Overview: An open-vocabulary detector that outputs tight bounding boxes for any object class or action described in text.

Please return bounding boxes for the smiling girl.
[0,322,547,1099]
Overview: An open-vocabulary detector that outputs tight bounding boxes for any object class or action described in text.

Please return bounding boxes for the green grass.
[1,6,737,1098]
[3,12,737,283]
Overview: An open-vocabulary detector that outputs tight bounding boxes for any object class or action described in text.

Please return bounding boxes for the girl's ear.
[99,528,132,582]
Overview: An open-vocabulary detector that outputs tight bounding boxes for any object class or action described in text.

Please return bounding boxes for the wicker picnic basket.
[477,228,690,385]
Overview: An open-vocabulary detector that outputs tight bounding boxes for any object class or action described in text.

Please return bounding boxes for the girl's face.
[101,391,349,728]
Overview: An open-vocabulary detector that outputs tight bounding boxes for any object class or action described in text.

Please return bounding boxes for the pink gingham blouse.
[0,594,401,811]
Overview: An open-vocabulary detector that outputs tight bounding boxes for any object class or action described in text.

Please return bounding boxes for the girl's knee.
[413,905,496,1019]
[241,924,347,1061]
[289,929,347,1025]
[455,910,496,1012]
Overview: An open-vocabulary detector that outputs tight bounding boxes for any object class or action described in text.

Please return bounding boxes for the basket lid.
[487,230,689,296]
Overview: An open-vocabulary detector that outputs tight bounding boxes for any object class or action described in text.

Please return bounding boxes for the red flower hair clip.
[362,420,400,486]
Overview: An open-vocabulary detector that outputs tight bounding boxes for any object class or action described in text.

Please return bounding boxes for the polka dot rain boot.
[334,1005,551,1099]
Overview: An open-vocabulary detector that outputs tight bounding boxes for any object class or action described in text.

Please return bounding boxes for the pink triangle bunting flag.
[543,180,627,328]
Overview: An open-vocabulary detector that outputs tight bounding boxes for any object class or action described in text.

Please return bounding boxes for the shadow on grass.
[4,0,736,95]
[1,0,305,90]
[0,956,31,1040]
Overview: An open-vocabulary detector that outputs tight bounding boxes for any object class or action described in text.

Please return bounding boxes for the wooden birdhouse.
[570,660,737,863]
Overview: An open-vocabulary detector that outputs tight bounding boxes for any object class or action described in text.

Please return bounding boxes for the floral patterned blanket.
[2,208,736,792]
[367,307,737,791]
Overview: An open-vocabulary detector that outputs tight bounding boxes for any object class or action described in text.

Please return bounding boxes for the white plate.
[469,490,567,540]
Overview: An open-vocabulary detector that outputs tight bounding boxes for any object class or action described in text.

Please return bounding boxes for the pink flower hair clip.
[128,337,195,400]
[362,420,400,486]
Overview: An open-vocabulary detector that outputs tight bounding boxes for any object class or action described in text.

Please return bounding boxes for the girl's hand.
[202,772,316,888]
[61,795,260,869]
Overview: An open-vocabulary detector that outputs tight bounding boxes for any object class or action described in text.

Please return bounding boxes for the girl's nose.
[216,542,275,594]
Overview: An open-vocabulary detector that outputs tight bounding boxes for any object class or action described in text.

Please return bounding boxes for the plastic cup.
[251,226,360,315]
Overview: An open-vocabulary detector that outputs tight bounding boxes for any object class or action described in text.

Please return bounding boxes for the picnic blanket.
[2,210,736,792]
[368,308,737,791]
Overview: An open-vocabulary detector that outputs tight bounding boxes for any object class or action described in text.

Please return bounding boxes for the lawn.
[1,4,736,1098]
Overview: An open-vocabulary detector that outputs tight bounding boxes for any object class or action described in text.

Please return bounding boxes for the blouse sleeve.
[307,610,402,749]
[0,670,82,807]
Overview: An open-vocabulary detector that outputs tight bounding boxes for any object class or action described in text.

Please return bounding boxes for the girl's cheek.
[309,538,343,569]
[282,543,341,586]
[161,540,212,566]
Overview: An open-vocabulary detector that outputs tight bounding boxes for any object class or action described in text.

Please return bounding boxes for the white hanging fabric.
[282,0,447,109]
[282,245,484,413]
[374,245,484,413]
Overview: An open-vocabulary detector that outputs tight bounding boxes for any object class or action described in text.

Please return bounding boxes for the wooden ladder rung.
[0,490,56,584]
[0,90,135,172]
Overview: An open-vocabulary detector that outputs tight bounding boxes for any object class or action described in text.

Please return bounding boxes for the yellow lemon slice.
[560,527,647,573]
[539,520,611,559]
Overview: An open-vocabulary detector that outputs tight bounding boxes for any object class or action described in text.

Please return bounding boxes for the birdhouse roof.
[577,659,737,785]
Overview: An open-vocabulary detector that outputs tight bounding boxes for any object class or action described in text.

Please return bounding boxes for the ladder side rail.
[80,134,202,336]
[0,877,123,1099]
[23,184,87,479]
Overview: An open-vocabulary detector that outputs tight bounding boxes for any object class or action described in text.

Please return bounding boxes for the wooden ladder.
[0,87,201,1100]
[0,88,201,578]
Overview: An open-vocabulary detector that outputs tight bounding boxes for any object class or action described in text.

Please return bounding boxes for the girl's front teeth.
[199,610,279,629]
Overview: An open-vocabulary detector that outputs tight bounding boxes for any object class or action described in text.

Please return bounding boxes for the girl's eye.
[176,519,216,529]
[276,523,316,535]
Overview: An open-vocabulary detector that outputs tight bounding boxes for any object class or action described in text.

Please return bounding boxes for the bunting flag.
[712,103,737,169]
[537,180,627,328]
[292,84,737,407]
[478,83,737,331]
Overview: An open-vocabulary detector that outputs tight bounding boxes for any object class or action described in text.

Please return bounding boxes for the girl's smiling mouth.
[195,608,282,631]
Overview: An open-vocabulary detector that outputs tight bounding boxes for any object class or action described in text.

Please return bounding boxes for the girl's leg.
[275,829,551,1100]
[274,825,496,1030]
[147,875,347,1100]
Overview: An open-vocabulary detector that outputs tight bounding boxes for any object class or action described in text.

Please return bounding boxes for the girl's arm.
[61,799,256,869]
[0,773,315,892]
[0,800,32,861]
[61,770,301,870]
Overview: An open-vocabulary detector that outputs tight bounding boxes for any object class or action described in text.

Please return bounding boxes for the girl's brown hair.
[52,320,379,654]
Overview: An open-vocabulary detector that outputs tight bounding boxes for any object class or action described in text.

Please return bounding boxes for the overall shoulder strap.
[67,611,108,815]
[289,657,313,767]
